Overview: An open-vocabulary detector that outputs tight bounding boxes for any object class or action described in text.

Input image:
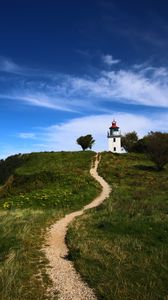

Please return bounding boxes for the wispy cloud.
[0,56,21,74]
[64,67,168,108]
[0,56,52,77]
[102,54,120,66]
[0,56,168,112]
[16,95,77,112]
[18,132,36,139]
[0,94,79,112]
[75,49,92,58]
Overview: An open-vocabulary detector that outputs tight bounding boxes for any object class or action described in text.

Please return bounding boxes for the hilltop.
[0,151,99,210]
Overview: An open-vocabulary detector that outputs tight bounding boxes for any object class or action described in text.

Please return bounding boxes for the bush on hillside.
[121,131,138,152]
[143,131,168,170]
[0,154,27,184]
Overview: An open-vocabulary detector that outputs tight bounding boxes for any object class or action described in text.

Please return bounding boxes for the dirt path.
[44,153,111,300]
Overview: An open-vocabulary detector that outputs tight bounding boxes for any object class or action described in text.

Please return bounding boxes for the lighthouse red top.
[109,120,119,129]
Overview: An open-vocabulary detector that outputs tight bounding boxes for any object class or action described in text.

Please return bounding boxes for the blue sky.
[0,0,168,158]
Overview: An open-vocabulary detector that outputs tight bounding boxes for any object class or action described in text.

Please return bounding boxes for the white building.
[107,120,124,153]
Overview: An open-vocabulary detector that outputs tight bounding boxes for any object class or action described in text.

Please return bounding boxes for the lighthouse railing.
[107,130,121,137]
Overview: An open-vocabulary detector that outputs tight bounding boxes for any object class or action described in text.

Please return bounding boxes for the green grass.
[0,151,98,211]
[0,151,100,300]
[67,152,168,300]
[0,209,58,300]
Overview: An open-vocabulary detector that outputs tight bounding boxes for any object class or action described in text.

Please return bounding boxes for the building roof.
[109,120,119,129]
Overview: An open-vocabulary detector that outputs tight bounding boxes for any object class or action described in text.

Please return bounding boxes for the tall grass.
[0,151,99,300]
[67,152,168,300]
[0,209,58,300]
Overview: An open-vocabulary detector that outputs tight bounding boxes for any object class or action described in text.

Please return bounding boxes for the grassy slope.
[0,151,100,300]
[67,152,168,300]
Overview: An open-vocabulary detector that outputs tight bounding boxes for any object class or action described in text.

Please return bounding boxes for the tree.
[143,131,168,170]
[131,138,147,153]
[76,134,95,151]
[121,131,138,152]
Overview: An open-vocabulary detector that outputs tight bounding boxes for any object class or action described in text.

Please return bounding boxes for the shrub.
[144,131,168,170]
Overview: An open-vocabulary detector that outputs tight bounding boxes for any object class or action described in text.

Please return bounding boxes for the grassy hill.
[0,151,99,210]
[67,152,168,300]
[1,151,168,300]
[0,151,99,300]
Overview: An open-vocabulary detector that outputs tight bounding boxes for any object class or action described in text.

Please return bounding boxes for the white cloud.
[17,112,168,153]
[102,54,120,66]
[17,95,77,111]
[0,56,50,77]
[1,57,168,111]
[18,132,36,139]
[0,94,78,112]
[65,67,168,108]
[1,112,167,158]
[0,56,22,74]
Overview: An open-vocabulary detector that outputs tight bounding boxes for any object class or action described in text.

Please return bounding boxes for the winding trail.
[44,154,111,300]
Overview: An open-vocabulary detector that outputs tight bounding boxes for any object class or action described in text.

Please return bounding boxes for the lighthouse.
[107,120,122,153]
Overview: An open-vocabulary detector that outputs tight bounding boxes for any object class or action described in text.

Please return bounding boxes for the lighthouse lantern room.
[107,120,122,153]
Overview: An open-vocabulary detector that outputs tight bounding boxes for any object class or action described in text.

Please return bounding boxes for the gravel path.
[44,153,111,300]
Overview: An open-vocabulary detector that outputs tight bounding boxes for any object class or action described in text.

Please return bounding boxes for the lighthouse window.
[113,138,116,142]
[114,147,116,151]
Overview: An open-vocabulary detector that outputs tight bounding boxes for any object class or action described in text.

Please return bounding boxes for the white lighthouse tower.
[107,120,122,153]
